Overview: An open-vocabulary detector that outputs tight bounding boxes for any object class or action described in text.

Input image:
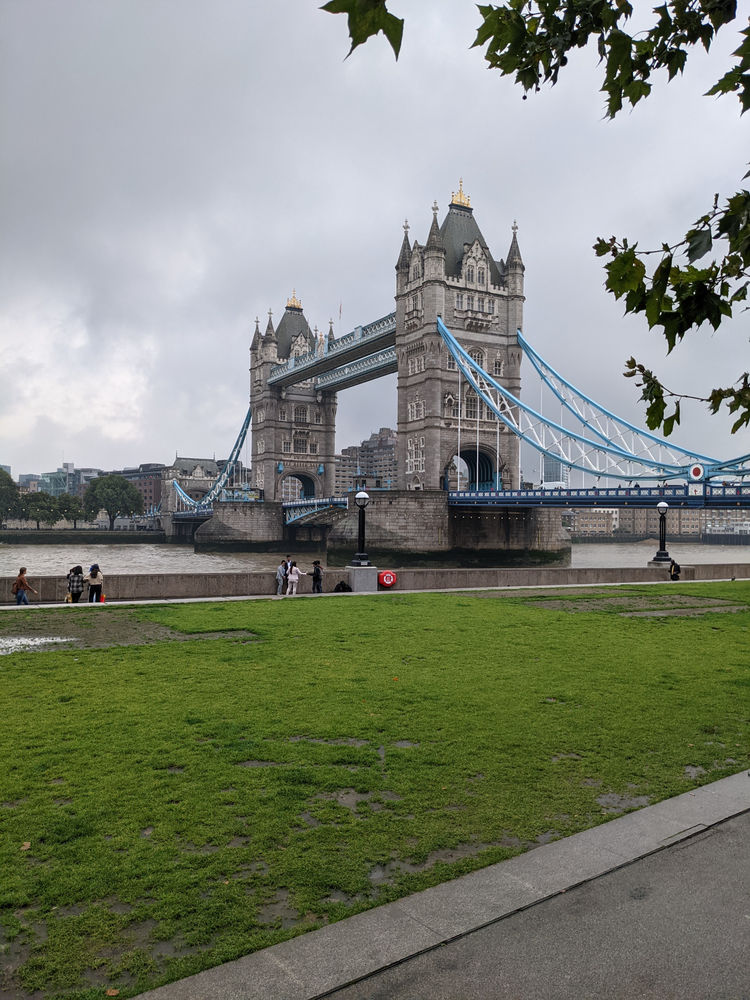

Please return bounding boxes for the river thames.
[2,540,750,576]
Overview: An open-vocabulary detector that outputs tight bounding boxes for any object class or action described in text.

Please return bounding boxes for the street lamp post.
[653,501,670,563]
[352,491,370,566]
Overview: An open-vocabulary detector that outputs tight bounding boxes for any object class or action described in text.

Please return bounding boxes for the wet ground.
[0,606,256,653]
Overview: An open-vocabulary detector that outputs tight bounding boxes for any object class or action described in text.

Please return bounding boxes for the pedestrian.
[669,559,681,581]
[286,561,306,597]
[12,567,37,606]
[66,565,85,604]
[85,563,104,603]
[311,560,323,594]
[275,559,287,597]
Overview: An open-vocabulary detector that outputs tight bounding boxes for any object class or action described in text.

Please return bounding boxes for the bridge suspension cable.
[173,404,253,510]
[437,319,748,483]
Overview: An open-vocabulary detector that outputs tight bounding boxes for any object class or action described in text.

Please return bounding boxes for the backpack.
[333,580,352,592]
[11,579,20,595]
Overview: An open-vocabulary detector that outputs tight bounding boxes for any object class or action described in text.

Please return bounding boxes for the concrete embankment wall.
[4,562,750,604]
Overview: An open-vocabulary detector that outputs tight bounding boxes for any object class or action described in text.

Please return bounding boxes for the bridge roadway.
[449,483,750,508]
[268,312,396,390]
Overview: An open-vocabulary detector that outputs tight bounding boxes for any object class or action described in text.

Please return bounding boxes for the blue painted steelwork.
[282,495,349,524]
[268,313,396,389]
[314,348,397,391]
[171,405,253,512]
[437,318,750,482]
[449,483,750,508]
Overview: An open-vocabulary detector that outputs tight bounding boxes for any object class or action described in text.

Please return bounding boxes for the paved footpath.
[136,771,750,1000]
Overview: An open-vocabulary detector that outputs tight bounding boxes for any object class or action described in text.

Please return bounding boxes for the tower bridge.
[162,181,750,563]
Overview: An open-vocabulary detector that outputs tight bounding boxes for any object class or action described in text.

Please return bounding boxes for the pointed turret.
[328,319,335,347]
[250,316,261,352]
[263,309,276,343]
[425,202,444,252]
[506,221,524,270]
[396,219,411,272]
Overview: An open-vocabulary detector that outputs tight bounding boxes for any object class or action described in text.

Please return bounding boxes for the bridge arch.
[280,471,318,501]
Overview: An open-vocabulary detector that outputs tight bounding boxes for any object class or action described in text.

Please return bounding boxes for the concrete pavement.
[136,770,750,1000]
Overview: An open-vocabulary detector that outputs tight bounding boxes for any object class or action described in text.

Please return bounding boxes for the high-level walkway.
[136,771,750,1000]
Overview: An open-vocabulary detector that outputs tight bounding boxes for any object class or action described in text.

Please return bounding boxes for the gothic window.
[487,298,495,314]
[314,410,322,424]
[282,440,291,453]
[467,295,474,311]
[455,292,464,310]
[477,296,484,312]
[257,438,266,454]
[467,265,475,283]
[447,352,457,370]
[293,436,307,453]
[494,358,504,377]
[279,407,287,422]
[411,294,419,311]
[470,348,485,367]
[309,441,318,454]
[465,394,478,419]
[478,267,485,285]
[411,262,421,280]
[294,405,308,423]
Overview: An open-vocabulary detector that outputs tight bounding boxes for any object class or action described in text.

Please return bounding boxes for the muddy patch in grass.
[0,607,258,651]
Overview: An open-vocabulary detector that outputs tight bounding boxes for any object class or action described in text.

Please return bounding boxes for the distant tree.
[56,493,86,529]
[323,0,750,434]
[84,475,143,530]
[24,491,60,530]
[0,469,19,523]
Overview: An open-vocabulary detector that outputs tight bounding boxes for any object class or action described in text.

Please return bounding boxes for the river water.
[1,540,750,576]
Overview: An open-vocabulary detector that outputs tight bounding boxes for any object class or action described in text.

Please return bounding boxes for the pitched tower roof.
[274,291,316,359]
[439,181,504,285]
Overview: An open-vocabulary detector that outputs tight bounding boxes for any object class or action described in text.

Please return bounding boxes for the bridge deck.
[449,485,750,508]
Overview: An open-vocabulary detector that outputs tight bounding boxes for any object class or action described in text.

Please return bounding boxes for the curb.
[135,770,750,1000]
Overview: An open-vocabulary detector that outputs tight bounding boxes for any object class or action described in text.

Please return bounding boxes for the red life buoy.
[378,570,397,588]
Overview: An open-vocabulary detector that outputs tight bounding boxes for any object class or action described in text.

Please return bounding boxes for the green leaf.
[321,0,404,58]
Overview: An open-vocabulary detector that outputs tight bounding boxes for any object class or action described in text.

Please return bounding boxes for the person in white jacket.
[286,561,306,596]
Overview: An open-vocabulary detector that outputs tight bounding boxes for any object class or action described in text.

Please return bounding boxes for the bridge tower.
[395,183,523,491]
[249,293,338,501]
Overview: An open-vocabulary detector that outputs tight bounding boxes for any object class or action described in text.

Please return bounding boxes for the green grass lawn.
[1,583,749,998]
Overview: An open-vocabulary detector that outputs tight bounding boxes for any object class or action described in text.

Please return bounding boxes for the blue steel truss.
[437,318,750,483]
[171,404,253,512]
[282,496,349,524]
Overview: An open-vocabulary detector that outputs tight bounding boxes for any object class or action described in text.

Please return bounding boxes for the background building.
[334,427,397,493]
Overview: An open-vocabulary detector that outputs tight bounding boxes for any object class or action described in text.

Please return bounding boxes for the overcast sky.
[1,0,747,481]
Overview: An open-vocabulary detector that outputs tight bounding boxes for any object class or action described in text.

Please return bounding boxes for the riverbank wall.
[4,562,750,604]
[0,530,167,545]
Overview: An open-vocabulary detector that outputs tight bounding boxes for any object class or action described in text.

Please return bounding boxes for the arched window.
[478,267,485,285]
[294,405,308,423]
[494,358,504,377]
[469,348,485,367]
[467,265,475,283]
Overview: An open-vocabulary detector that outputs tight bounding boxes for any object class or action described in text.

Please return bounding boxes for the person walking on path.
[311,560,323,594]
[85,564,104,603]
[286,561,306,597]
[12,568,37,606]
[66,566,85,603]
[275,559,287,597]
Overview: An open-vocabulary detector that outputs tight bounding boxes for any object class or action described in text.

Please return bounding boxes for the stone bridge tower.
[395,183,524,491]
[249,293,337,501]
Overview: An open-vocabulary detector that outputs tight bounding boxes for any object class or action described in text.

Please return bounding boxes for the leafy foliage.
[56,492,86,528]
[321,0,403,57]
[22,491,60,529]
[84,474,143,530]
[322,0,750,434]
[0,468,19,521]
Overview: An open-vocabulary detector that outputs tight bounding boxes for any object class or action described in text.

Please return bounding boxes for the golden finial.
[286,289,302,310]
[450,178,471,208]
